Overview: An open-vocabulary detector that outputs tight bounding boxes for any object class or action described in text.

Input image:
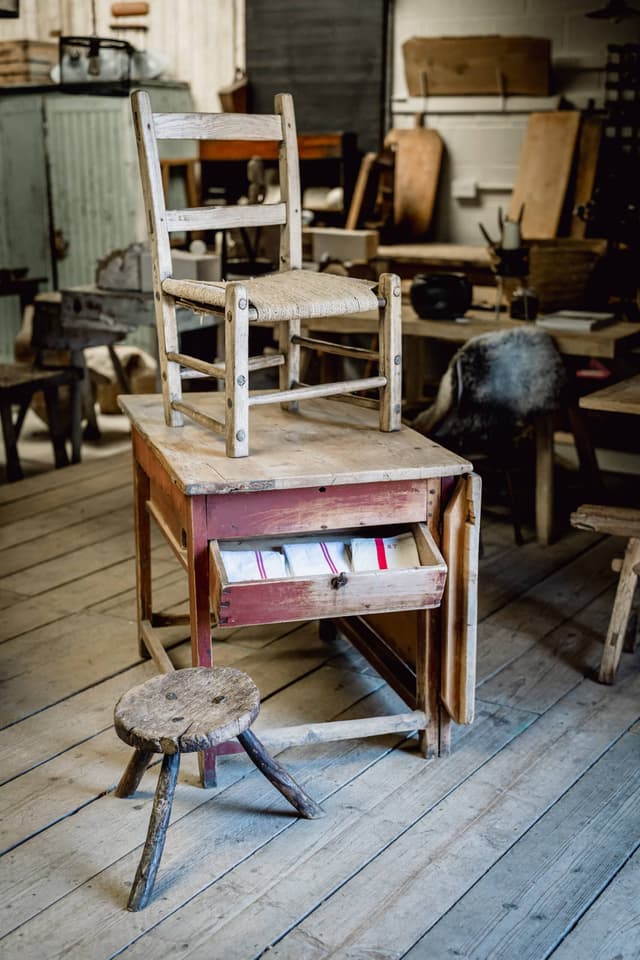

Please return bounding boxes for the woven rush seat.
[131,89,402,457]
[114,666,324,910]
[162,269,382,323]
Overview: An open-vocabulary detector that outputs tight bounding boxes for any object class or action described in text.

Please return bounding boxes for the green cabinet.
[0,82,194,360]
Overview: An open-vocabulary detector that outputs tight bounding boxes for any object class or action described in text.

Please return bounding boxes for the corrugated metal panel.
[0,95,52,362]
[44,96,141,289]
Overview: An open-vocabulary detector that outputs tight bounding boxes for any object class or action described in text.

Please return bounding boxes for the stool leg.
[115,748,155,798]
[127,751,180,911]
[237,729,324,819]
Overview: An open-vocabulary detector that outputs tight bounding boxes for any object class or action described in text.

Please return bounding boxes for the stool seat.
[114,666,323,911]
[114,667,260,754]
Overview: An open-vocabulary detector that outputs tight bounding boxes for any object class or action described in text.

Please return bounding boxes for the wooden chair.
[571,504,640,683]
[131,90,402,457]
[114,667,324,910]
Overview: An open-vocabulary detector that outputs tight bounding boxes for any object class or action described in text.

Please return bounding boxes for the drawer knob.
[331,572,348,590]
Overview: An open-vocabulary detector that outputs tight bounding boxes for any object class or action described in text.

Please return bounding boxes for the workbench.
[119,394,480,788]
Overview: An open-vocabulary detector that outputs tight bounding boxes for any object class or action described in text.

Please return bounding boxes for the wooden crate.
[402,35,551,97]
[0,40,57,85]
[527,238,607,311]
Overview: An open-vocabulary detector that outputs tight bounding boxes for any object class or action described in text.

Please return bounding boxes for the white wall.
[392,0,640,242]
[5,1,640,244]
[0,0,244,111]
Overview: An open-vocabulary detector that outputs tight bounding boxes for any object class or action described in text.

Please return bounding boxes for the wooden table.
[579,373,640,414]
[119,394,480,788]
[303,305,640,545]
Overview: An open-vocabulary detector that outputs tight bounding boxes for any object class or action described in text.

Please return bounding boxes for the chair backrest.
[130,89,303,288]
[413,326,566,440]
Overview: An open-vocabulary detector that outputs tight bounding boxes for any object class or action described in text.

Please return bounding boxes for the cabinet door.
[0,94,51,360]
[44,86,194,290]
[45,95,141,289]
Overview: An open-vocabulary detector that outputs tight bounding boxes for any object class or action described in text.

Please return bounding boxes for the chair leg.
[280,316,300,413]
[378,272,402,432]
[115,747,155,798]
[598,537,640,684]
[225,282,250,457]
[237,728,325,819]
[127,751,180,911]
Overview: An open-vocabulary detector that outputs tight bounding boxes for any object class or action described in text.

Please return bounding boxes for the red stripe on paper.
[319,541,339,574]
[375,538,388,570]
[255,550,267,580]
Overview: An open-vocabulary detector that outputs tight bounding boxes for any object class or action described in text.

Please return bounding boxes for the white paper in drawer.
[351,532,420,571]
[221,548,287,582]
[283,541,350,576]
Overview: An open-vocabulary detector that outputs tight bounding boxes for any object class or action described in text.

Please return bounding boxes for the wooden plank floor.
[1,450,639,960]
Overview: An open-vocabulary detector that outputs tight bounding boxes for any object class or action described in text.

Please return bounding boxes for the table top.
[579,373,640,415]
[303,303,640,360]
[120,394,471,496]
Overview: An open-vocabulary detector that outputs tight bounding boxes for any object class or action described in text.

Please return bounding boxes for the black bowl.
[409,272,472,320]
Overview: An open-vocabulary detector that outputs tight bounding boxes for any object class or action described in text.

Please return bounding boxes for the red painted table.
[119,394,480,787]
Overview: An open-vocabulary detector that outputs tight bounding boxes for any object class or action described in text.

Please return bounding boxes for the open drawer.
[210,523,447,627]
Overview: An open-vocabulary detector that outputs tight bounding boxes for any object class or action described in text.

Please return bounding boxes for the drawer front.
[205,480,430,539]
[210,523,447,628]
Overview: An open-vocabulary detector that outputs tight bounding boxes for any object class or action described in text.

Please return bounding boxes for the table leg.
[567,403,604,501]
[184,496,217,787]
[416,608,450,757]
[133,457,152,660]
[534,412,554,546]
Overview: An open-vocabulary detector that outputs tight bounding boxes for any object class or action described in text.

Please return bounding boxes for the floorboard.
[0,443,638,960]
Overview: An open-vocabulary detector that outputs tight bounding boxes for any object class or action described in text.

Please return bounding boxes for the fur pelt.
[412,326,566,448]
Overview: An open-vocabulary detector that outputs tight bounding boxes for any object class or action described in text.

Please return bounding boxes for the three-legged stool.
[114,666,324,910]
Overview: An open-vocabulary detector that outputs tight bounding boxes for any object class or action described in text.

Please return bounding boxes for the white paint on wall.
[392,0,640,241]
[0,0,244,111]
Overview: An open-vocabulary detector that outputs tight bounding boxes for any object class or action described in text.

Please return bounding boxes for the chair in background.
[412,326,566,544]
[131,90,401,457]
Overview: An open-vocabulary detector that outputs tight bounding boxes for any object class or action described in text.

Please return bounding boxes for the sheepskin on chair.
[412,326,566,450]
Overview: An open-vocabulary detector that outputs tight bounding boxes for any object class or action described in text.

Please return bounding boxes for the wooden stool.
[571,504,640,683]
[114,667,324,910]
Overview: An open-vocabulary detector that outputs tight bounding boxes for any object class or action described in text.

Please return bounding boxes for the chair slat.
[165,203,287,233]
[153,112,283,141]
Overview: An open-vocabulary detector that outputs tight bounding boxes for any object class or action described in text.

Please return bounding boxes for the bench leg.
[599,537,640,684]
[238,728,324,819]
[0,398,23,482]
[127,751,180,911]
[42,386,70,469]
